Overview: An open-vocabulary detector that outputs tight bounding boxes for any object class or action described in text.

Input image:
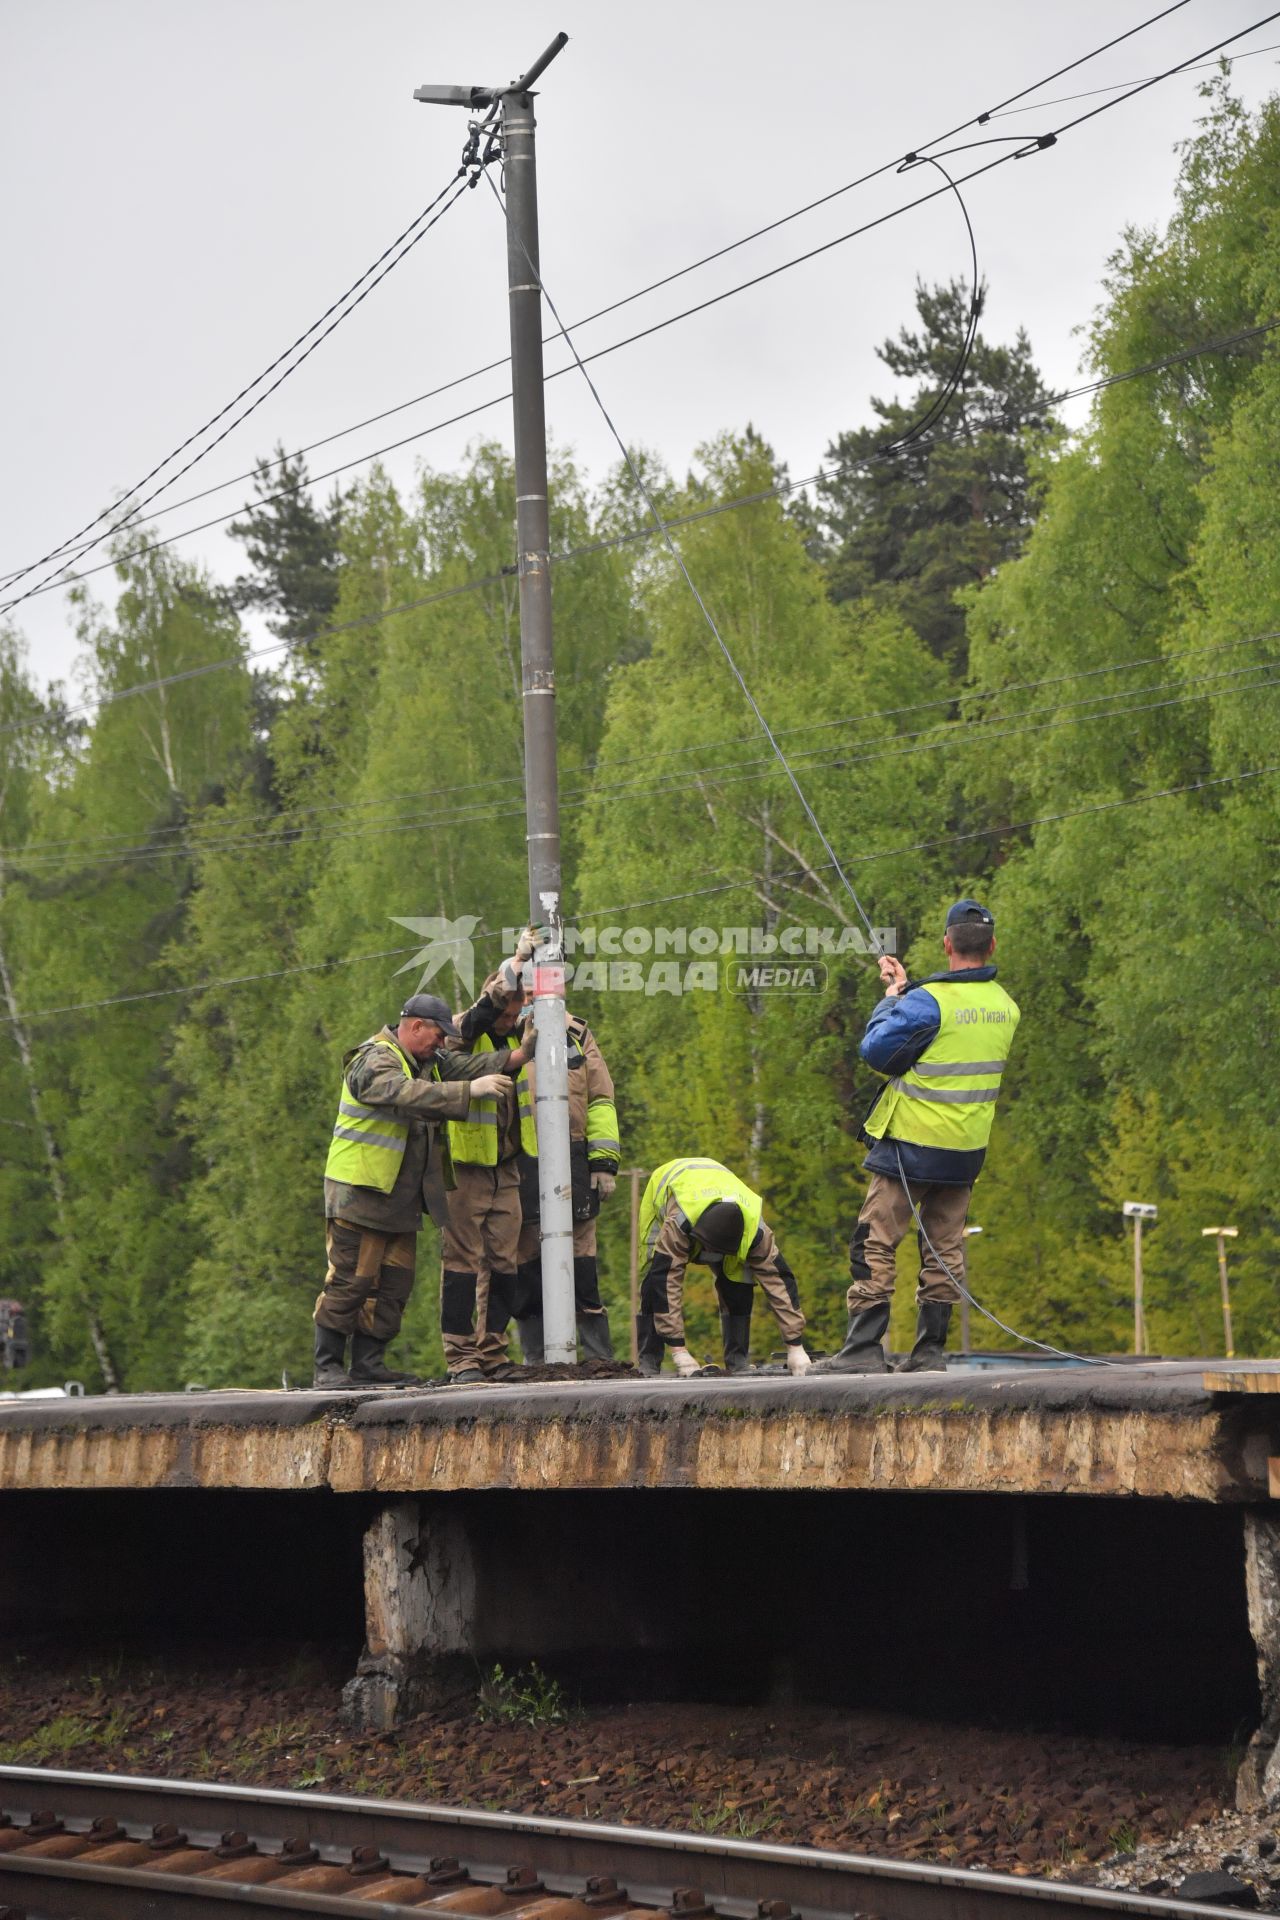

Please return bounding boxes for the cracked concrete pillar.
[1238,1511,1280,1809]
[341,1498,477,1731]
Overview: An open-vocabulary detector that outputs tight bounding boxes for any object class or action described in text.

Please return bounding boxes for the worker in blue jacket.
[814,900,1020,1374]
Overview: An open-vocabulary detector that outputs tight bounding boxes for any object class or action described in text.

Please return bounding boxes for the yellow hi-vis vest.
[863,976,1020,1155]
[324,1033,414,1194]
[447,1032,536,1167]
[639,1158,764,1281]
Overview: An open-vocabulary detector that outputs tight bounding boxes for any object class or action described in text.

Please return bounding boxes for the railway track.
[0,1766,1237,1920]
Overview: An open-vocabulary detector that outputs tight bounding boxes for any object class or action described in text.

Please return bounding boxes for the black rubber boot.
[635,1312,663,1377]
[312,1324,352,1389]
[349,1332,422,1386]
[898,1300,953,1372]
[578,1310,615,1362]
[810,1302,891,1374]
[515,1314,545,1364]
[720,1310,754,1374]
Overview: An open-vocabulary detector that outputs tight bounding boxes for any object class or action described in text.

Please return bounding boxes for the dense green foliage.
[2,83,1276,1387]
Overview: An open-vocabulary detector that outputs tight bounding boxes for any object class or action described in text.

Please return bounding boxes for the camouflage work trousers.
[315,1217,417,1341]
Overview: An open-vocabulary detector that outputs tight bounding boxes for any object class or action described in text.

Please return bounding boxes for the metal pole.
[1217,1233,1235,1360]
[1133,1218,1144,1357]
[501,48,576,1364]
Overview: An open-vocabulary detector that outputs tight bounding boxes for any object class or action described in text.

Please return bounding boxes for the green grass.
[475,1662,570,1729]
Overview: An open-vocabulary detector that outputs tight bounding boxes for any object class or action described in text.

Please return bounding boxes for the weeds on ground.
[1108,1821,1138,1856]
[688,1796,780,1839]
[295,1762,327,1788]
[475,1662,570,1729]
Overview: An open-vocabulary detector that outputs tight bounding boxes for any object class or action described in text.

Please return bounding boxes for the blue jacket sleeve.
[859,988,941,1076]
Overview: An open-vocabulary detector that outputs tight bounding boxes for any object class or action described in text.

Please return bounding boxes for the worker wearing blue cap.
[813,901,1020,1374]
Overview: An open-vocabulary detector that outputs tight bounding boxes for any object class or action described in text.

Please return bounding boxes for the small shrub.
[475,1662,570,1728]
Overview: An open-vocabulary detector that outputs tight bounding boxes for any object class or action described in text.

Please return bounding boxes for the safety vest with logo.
[447,1032,536,1167]
[863,977,1020,1155]
[324,1033,414,1195]
[639,1158,764,1281]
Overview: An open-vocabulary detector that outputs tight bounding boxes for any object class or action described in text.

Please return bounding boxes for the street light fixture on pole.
[415,33,578,1364]
[1122,1201,1157,1355]
[1202,1226,1239,1360]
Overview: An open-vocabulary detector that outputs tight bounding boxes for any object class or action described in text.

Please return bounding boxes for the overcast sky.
[2,0,1277,693]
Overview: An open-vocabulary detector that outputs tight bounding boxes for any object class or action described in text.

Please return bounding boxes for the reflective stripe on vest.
[863,978,1020,1155]
[324,1035,413,1195]
[639,1158,764,1280]
[585,1095,620,1165]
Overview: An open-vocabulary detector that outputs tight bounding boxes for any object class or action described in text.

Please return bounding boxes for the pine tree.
[814,279,1057,664]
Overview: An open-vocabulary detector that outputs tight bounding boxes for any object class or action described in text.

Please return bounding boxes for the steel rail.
[0,1767,1241,1920]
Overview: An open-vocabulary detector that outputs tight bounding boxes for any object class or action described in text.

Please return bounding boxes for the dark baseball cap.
[399,992,459,1036]
[945,898,995,931]
[694,1200,745,1256]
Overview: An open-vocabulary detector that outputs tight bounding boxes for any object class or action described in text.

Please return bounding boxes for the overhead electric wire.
[20,569,1277,876]
[986,36,1280,118]
[0,163,482,616]
[4,756,1274,1028]
[0,307,1273,751]
[13,7,1275,612]
[8,625,1277,864]
[0,0,1201,593]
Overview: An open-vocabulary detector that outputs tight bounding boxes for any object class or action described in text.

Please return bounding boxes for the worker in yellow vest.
[438,937,539,1383]
[636,1157,811,1378]
[814,900,1020,1375]
[316,993,526,1389]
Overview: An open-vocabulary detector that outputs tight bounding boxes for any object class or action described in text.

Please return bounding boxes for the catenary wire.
[0,0,1200,590]
[8,626,1277,862]
[986,37,1280,118]
[2,758,1274,1026]
[15,10,1276,611]
[2,307,1275,746]
[0,166,480,616]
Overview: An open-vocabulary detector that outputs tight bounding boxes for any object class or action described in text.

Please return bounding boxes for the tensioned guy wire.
[2,759,1275,1027]
[485,168,887,950]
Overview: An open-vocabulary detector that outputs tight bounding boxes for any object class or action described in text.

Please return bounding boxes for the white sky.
[2,0,1277,693]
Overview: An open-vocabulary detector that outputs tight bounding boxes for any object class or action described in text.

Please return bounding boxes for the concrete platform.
[6,1362,1280,1787]
[1,1360,1279,1501]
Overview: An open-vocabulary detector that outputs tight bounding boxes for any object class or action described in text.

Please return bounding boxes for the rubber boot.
[312,1324,352,1389]
[635,1312,663,1377]
[810,1302,891,1374]
[578,1310,614,1362]
[516,1314,545,1365]
[349,1332,422,1386]
[898,1299,952,1372]
[719,1310,754,1375]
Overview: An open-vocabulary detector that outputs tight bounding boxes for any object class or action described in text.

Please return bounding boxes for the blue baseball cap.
[399,992,459,1036]
[945,898,994,931]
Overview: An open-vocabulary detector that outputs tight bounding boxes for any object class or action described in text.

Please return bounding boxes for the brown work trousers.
[847,1171,972,1309]
[440,1161,521,1373]
[315,1218,416,1341]
[644,1203,805,1347]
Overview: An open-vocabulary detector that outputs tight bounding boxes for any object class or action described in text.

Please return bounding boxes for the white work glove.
[671,1345,701,1379]
[515,924,545,963]
[591,1171,616,1200]
[468,1073,508,1102]
[786,1345,813,1377]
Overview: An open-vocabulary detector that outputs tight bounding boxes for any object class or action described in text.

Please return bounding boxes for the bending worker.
[814,899,1020,1376]
[636,1157,811,1378]
[315,992,527,1389]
